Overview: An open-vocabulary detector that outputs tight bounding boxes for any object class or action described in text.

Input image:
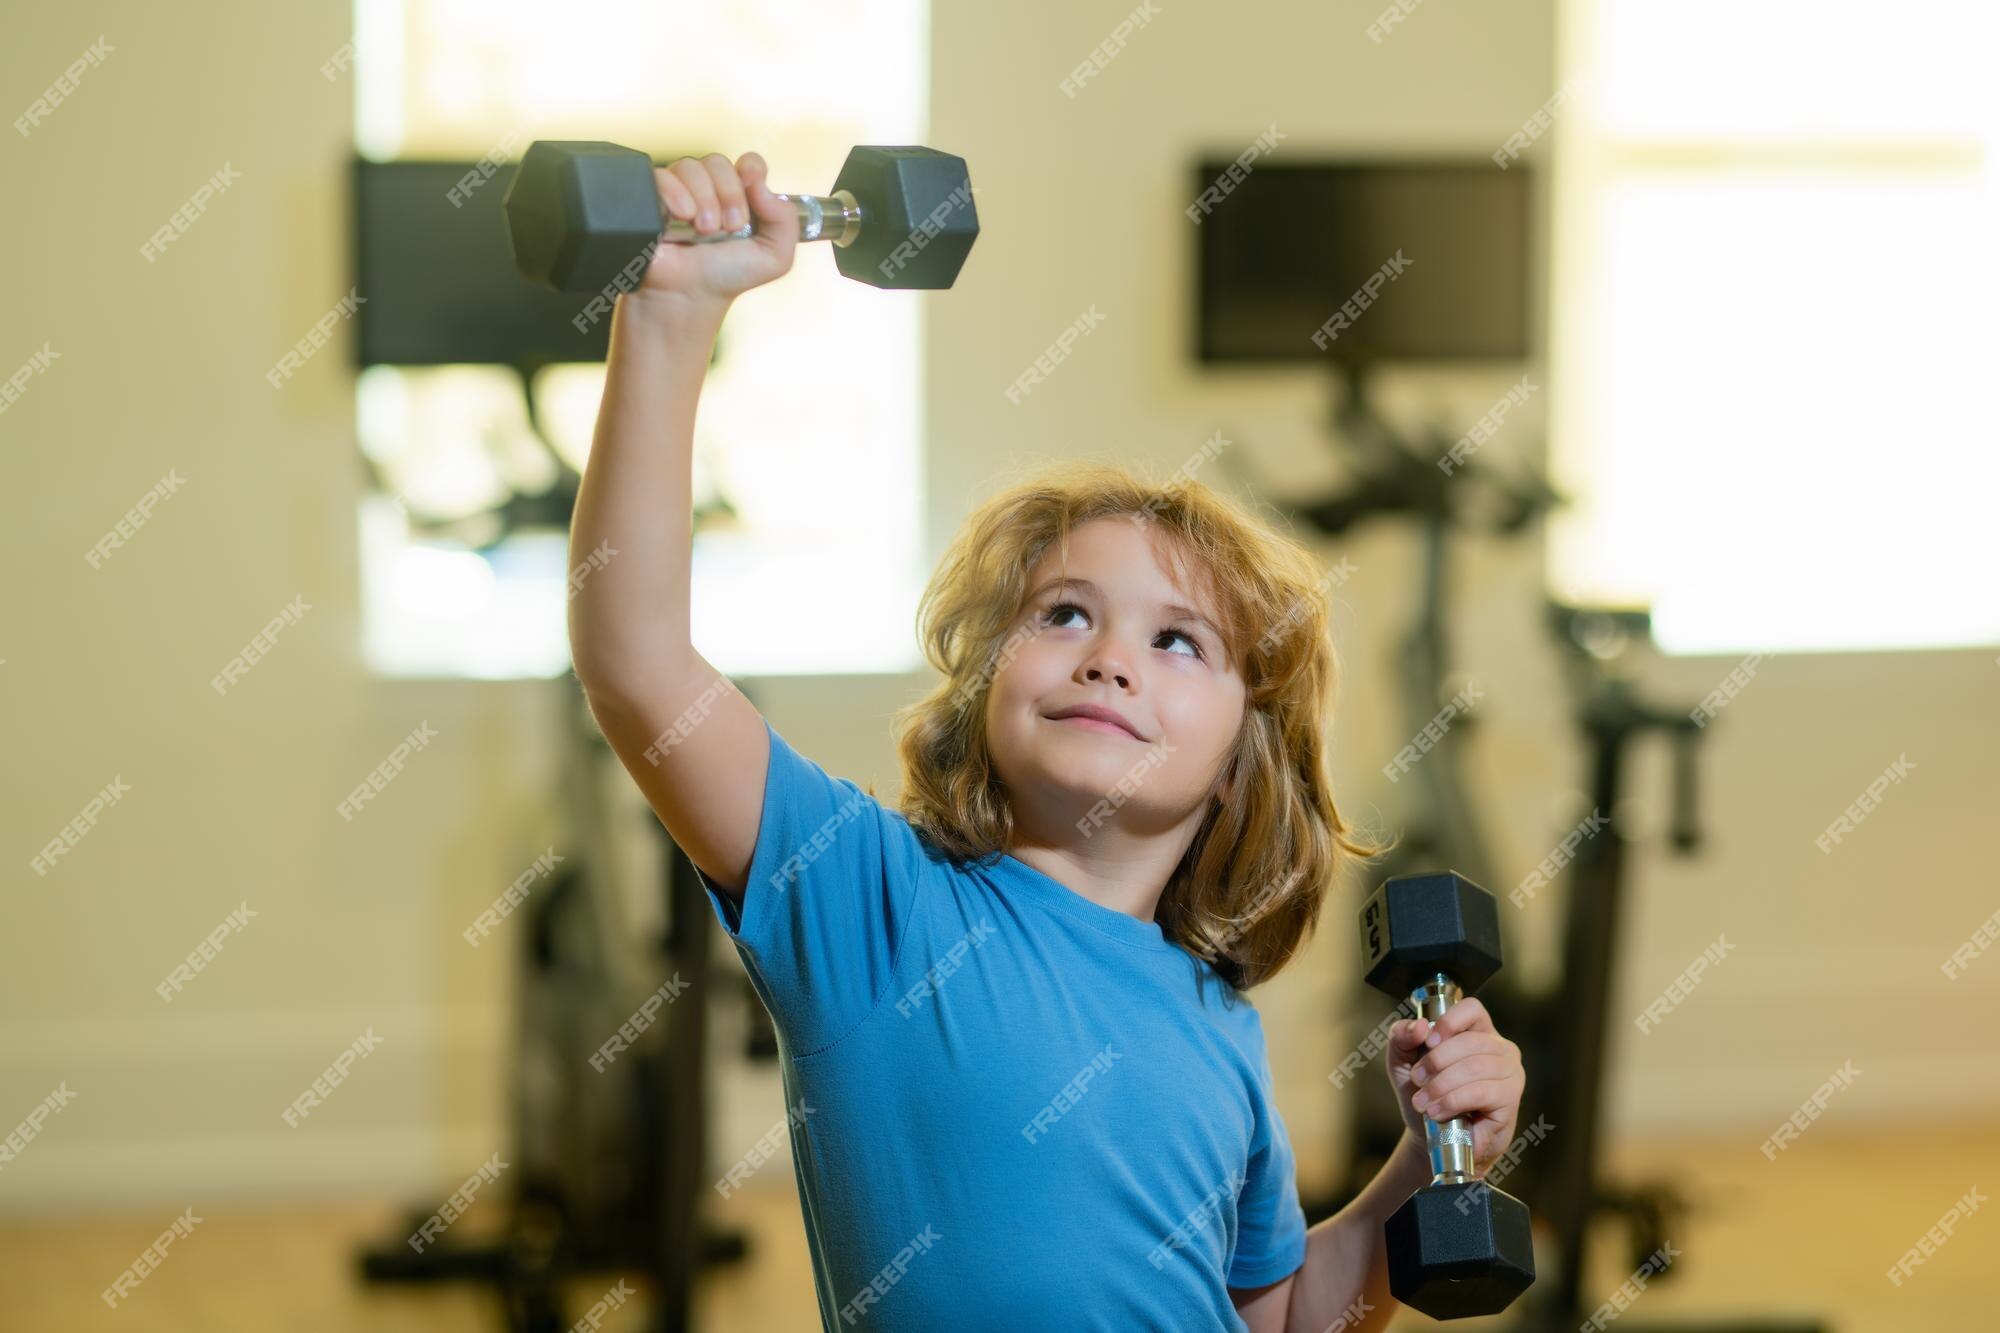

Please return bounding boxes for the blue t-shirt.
[693,720,1308,1331]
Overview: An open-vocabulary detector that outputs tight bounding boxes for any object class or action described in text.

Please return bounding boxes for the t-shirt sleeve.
[1228,1006,1309,1289]
[691,717,926,1058]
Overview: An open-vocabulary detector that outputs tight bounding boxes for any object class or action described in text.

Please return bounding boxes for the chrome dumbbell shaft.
[657,190,863,247]
[1410,972,1478,1186]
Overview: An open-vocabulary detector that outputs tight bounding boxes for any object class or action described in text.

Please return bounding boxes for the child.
[568,150,1527,1333]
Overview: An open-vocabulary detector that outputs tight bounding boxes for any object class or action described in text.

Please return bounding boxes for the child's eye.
[1043,601,1087,629]
[1041,602,1206,662]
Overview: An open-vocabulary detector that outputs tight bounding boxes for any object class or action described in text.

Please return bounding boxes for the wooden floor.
[4,1117,1989,1331]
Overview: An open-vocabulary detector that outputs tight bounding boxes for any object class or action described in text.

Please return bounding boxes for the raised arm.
[566,151,798,906]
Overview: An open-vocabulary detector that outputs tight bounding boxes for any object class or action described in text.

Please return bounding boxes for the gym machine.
[1283,354,1560,1237]
[1286,363,1824,1330]
[355,679,752,1332]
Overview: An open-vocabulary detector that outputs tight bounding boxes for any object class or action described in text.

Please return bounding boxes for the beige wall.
[4,0,1993,1219]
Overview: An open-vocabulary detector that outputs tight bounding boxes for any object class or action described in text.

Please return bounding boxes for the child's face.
[985,516,1247,836]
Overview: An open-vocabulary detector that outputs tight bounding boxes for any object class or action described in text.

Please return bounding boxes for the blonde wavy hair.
[889,459,1384,990]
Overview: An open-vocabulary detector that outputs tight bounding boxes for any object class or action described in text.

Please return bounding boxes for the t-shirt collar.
[987,851,1177,951]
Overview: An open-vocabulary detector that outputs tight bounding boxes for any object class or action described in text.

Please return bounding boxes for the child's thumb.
[743,160,791,223]
[1388,1017,1430,1059]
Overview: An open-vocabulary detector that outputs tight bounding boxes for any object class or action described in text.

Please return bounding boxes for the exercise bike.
[1273,364,1822,1331]
[355,678,751,1332]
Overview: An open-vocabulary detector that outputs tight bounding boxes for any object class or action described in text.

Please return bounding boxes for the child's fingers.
[701,152,747,229]
[1423,996,1494,1048]
[1387,1017,1432,1061]
[1410,1054,1514,1111]
[1414,1077,1514,1123]
[655,168,696,223]
[1472,1120,1516,1164]
[1410,1031,1515,1087]
[669,157,720,232]
[744,154,792,224]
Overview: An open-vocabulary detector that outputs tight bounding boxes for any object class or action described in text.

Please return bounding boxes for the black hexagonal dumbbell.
[1360,870,1536,1320]
[501,140,978,293]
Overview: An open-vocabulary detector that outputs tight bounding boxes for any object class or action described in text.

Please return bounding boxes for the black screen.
[351,156,615,367]
[1193,160,1532,364]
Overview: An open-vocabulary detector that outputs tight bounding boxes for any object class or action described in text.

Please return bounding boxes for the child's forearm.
[568,290,728,698]
[1284,1130,1433,1333]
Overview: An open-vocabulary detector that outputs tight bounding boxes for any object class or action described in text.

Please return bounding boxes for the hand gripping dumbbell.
[1359,871,1535,1319]
[501,140,978,293]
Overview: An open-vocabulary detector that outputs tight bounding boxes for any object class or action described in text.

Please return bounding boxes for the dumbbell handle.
[1411,972,1479,1186]
[659,190,863,248]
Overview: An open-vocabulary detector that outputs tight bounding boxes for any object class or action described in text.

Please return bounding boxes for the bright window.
[1547,0,2000,654]
[353,0,929,677]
